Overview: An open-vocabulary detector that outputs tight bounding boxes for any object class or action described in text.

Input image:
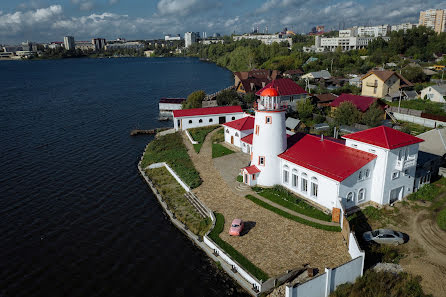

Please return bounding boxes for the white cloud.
[79,1,94,11]
[157,0,199,15]
[109,0,118,4]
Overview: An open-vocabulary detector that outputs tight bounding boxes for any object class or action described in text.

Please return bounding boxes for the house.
[233,86,423,212]
[223,116,255,149]
[321,77,349,90]
[349,76,362,88]
[255,78,308,111]
[283,69,304,79]
[312,93,338,108]
[383,90,418,102]
[304,57,318,65]
[159,98,186,116]
[361,70,413,98]
[415,128,446,189]
[420,85,446,103]
[301,70,331,81]
[285,117,305,135]
[173,106,245,131]
[234,69,281,94]
[330,93,386,116]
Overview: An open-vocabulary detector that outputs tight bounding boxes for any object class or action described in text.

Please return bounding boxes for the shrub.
[208,213,269,281]
[407,184,440,201]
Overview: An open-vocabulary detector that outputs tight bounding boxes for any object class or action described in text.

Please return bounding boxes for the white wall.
[392,112,446,128]
[339,160,375,209]
[173,112,244,131]
[279,159,341,210]
[224,127,253,148]
[241,141,252,154]
[420,87,446,103]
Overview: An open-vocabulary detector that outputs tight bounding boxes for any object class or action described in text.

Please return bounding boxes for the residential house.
[349,76,362,88]
[420,85,446,103]
[361,70,413,98]
[285,117,305,135]
[255,78,308,111]
[234,69,281,94]
[330,93,386,117]
[383,90,418,102]
[223,116,255,150]
[159,98,186,116]
[173,106,245,131]
[283,69,304,79]
[312,93,338,108]
[301,70,331,81]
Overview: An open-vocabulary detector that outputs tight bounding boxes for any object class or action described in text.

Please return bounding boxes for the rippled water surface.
[0,57,248,297]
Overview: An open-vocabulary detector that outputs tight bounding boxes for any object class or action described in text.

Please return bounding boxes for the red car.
[229,219,244,236]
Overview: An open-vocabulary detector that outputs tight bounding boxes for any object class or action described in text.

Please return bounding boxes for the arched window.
[365,169,370,178]
[347,192,354,202]
[226,129,229,133]
[199,119,203,123]
[188,120,193,124]
[235,132,239,137]
[311,177,318,197]
[232,116,235,120]
[301,173,308,193]
[209,118,213,122]
[283,165,289,184]
[358,171,363,180]
[292,169,298,188]
[358,188,365,202]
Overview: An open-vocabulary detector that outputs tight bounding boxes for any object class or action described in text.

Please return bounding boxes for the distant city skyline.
[0,0,445,44]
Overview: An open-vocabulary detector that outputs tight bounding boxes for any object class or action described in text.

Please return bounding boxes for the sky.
[0,0,445,44]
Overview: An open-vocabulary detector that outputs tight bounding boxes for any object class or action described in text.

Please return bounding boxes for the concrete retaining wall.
[392,112,446,128]
[185,130,199,144]
[147,162,191,192]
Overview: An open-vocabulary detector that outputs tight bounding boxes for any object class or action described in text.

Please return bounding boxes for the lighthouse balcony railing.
[257,103,288,111]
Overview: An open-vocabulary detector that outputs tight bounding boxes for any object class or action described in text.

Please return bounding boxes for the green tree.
[216,89,240,106]
[362,102,384,127]
[296,99,314,120]
[401,66,427,83]
[183,90,205,109]
[333,101,361,126]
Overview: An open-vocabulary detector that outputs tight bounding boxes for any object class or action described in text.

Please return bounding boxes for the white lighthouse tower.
[251,86,287,187]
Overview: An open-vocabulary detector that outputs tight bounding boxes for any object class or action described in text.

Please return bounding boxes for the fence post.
[324,268,332,297]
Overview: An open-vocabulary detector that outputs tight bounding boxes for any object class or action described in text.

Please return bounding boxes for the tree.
[333,101,361,126]
[362,102,384,127]
[296,99,314,120]
[401,66,427,83]
[183,90,205,109]
[216,89,240,106]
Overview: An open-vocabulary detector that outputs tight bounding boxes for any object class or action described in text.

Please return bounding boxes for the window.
[235,132,239,137]
[283,165,289,184]
[404,169,409,176]
[347,192,354,202]
[265,116,272,124]
[252,174,256,180]
[301,173,308,193]
[258,156,265,166]
[292,169,298,188]
[392,172,399,180]
[189,120,193,124]
[398,150,402,160]
[365,169,370,178]
[226,129,229,133]
[199,119,203,123]
[255,125,260,135]
[209,118,213,122]
[358,188,365,202]
[232,116,235,120]
[311,177,318,197]
[358,171,363,180]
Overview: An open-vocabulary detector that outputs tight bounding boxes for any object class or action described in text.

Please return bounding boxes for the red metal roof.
[330,93,379,112]
[255,78,307,96]
[278,134,376,182]
[241,133,253,145]
[242,165,261,174]
[343,126,424,150]
[223,116,255,131]
[173,106,243,118]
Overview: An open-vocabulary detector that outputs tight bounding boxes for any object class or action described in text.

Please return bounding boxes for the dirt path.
[182,129,350,278]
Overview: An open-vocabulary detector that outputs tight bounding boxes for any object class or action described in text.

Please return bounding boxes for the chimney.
[321,134,324,141]
[262,82,266,87]
[250,82,254,90]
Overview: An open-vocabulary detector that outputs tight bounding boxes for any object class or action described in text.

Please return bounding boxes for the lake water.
[0,57,249,297]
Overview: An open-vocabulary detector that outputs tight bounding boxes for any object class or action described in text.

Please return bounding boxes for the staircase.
[386,110,398,123]
[184,192,209,218]
[235,182,251,192]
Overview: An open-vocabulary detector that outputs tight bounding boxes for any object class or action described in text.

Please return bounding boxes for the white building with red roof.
[231,86,424,212]
[222,116,255,148]
[173,106,245,131]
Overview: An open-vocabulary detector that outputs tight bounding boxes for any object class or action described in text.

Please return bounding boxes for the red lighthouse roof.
[260,87,279,97]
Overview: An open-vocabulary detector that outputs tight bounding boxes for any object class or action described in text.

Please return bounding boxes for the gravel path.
[183,129,350,278]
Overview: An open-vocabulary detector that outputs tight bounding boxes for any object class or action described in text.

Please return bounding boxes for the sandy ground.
[183,129,350,278]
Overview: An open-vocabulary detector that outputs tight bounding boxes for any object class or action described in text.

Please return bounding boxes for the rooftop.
[278,133,376,182]
[173,106,243,118]
[242,165,261,174]
[361,70,413,87]
[255,78,307,96]
[330,93,382,112]
[417,128,446,157]
[343,126,424,150]
[241,134,253,145]
[223,116,255,131]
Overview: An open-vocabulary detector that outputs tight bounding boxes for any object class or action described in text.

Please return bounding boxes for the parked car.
[362,229,405,245]
[229,219,244,236]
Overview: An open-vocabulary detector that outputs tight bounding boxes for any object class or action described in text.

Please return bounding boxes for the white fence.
[147,162,191,192]
[391,112,446,128]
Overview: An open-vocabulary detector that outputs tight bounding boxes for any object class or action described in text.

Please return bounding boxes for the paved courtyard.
[183,129,350,278]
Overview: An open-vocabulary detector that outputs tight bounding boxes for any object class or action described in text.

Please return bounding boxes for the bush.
[141,132,202,188]
[236,175,243,182]
[437,208,446,231]
[208,213,269,281]
[245,195,341,232]
[407,184,441,201]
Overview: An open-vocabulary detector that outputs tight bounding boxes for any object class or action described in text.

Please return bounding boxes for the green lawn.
[253,186,332,222]
[141,132,202,189]
[211,127,225,143]
[437,208,446,231]
[387,99,446,117]
[245,195,341,232]
[399,121,431,135]
[212,143,235,158]
[208,213,270,281]
[407,183,441,202]
[188,125,219,153]
[146,167,211,236]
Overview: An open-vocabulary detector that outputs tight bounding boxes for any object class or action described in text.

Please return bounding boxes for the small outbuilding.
[173,106,245,131]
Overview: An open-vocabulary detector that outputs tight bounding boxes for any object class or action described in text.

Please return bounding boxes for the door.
[244,174,248,184]
[231,136,234,144]
[389,187,403,204]
[219,116,226,124]
[177,119,181,130]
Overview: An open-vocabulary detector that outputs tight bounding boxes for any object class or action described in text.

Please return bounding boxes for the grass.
[211,127,225,143]
[146,167,211,236]
[407,183,441,202]
[437,208,446,231]
[141,132,202,189]
[212,143,235,158]
[245,195,341,232]
[188,125,219,153]
[330,270,432,297]
[387,98,446,118]
[253,185,332,222]
[208,213,269,281]
[399,121,431,135]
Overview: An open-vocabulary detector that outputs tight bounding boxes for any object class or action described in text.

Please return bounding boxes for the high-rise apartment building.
[64,36,75,50]
[184,32,198,48]
[92,38,106,51]
[419,9,446,33]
